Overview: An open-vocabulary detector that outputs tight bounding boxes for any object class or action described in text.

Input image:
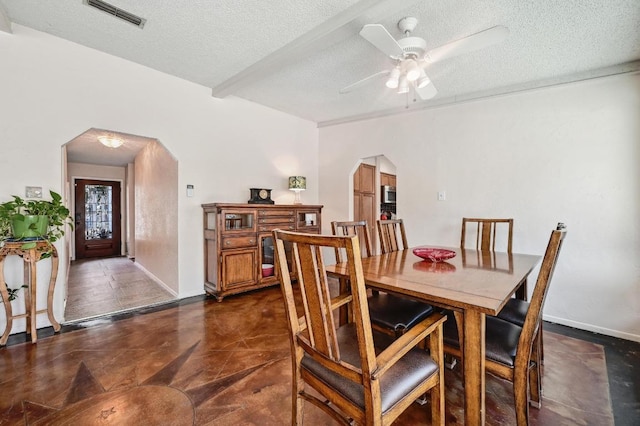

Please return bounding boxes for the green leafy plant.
[0,190,74,255]
[3,283,27,302]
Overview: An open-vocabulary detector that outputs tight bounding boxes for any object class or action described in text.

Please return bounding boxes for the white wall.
[319,73,640,342]
[134,140,179,294]
[0,25,319,333]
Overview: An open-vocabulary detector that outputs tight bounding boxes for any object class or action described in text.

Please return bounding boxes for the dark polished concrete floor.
[2,286,637,425]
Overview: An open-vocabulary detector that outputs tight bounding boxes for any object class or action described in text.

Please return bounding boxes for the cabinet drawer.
[258,217,295,225]
[222,236,257,249]
[257,209,295,217]
[296,226,319,234]
[258,224,296,232]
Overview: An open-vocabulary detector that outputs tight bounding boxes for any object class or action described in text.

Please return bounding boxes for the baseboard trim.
[133,262,178,298]
[544,314,640,343]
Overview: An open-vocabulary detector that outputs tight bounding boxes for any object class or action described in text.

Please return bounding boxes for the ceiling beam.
[211,0,421,98]
[0,4,12,34]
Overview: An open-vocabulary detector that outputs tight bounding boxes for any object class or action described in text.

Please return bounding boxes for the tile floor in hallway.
[64,256,176,322]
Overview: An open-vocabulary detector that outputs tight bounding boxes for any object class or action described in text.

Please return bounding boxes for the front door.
[74,179,122,259]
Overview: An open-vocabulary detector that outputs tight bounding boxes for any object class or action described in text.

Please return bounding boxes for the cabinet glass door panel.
[260,233,295,279]
[222,211,255,232]
[260,234,276,279]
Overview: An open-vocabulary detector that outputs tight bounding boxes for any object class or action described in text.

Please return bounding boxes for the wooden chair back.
[273,229,446,425]
[377,219,408,254]
[331,220,373,262]
[516,225,566,359]
[461,218,513,252]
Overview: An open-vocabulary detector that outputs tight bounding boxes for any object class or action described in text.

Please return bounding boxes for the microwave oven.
[381,185,396,203]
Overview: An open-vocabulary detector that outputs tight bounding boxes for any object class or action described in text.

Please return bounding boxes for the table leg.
[28,256,38,342]
[515,278,528,301]
[462,309,486,426]
[0,258,13,346]
[47,247,61,332]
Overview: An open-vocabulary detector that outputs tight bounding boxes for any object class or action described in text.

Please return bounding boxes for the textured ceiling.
[2,0,639,128]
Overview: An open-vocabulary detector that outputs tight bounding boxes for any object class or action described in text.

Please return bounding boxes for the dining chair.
[460,217,548,362]
[377,219,409,254]
[452,217,520,367]
[496,223,567,362]
[460,217,513,252]
[333,220,435,338]
[443,225,566,426]
[273,229,446,425]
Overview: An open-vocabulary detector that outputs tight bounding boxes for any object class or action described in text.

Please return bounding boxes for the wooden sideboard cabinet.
[202,203,323,301]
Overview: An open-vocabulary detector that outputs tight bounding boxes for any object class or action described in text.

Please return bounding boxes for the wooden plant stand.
[0,240,60,345]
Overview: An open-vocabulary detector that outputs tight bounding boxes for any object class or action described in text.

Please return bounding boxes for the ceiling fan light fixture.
[416,69,431,88]
[405,59,420,82]
[397,76,409,94]
[385,67,401,89]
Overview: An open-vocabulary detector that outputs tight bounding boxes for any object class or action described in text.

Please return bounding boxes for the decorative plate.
[412,247,457,262]
[413,261,457,273]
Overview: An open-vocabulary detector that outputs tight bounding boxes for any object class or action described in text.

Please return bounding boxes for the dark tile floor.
[3,285,636,425]
[544,322,640,426]
[64,257,176,322]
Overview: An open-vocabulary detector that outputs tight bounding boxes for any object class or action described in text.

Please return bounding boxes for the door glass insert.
[84,184,113,240]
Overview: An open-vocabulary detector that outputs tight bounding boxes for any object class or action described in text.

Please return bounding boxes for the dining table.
[325,246,542,426]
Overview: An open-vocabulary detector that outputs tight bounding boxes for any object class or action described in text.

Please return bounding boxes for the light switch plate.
[26,186,43,198]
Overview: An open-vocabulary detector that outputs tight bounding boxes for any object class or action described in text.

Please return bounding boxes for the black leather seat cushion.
[301,323,439,414]
[368,293,434,332]
[442,312,522,367]
[497,298,529,326]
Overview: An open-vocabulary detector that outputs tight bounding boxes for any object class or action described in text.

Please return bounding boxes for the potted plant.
[0,190,74,256]
[3,283,27,301]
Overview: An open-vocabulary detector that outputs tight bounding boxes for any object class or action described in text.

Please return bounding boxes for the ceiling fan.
[340,17,509,100]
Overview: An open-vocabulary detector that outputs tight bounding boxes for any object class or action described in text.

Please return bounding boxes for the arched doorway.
[62,129,178,322]
[352,155,397,254]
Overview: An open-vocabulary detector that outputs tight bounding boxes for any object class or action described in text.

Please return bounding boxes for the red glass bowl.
[412,247,457,262]
[413,261,457,273]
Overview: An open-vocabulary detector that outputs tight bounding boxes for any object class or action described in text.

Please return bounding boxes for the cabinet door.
[360,193,376,247]
[221,249,257,289]
[354,192,376,252]
[358,164,376,193]
[380,172,396,187]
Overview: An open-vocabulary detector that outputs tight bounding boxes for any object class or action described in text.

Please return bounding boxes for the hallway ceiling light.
[98,135,124,148]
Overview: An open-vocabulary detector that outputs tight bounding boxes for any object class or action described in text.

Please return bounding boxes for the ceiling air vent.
[84,0,146,28]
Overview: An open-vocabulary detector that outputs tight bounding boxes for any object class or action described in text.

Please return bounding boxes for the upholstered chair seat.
[498,298,529,327]
[301,323,439,414]
[368,293,434,336]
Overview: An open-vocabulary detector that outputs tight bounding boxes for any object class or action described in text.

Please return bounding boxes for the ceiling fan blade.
[359,24,404,58]
[424,25,509,63]
[414,80,438,100]
[339,70,390,94]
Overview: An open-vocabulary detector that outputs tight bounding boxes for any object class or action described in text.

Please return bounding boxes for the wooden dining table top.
[326,246,542,315]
